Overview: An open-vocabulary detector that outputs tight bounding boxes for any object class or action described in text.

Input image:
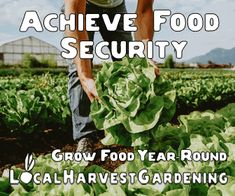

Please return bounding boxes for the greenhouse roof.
[0,35,58,50]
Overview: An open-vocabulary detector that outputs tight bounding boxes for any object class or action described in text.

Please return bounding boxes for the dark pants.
[68,1,133,141]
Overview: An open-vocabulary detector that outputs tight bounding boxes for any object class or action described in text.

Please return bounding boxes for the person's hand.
[142,39,160,76]
[148,59,160,76]
[81,78,98,102]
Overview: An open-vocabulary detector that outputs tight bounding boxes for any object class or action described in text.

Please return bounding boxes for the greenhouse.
[0,36,66,66]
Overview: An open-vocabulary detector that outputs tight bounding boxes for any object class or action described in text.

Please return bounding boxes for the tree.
[22,54,57,68]
[22,53,41,68]
[41,55,57,68]
[164,54,175,68]
[208,60,214,65]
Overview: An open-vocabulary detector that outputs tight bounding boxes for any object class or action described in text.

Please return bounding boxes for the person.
[64,0,158,152]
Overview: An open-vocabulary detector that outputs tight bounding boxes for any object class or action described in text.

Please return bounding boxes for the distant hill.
[187,47,235,65]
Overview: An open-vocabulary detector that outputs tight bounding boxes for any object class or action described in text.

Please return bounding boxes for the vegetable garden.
[0,58,235,195]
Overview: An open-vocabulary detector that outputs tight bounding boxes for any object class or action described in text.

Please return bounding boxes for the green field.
[0,69,234,133]
[0,66,235,195]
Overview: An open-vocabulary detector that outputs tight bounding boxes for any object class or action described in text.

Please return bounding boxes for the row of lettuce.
[169,72,235,110]
[0,74,70,133]
[0,102,234,195]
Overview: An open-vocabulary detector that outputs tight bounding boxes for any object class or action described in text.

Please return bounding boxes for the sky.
[0,0,235,63]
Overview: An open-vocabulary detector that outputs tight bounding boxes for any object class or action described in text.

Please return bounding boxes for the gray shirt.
[88,0,123,8]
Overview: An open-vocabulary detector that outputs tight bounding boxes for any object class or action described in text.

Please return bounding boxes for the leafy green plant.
[90,57,176,146]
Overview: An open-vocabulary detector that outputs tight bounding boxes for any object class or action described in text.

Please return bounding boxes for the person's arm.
[135,0,154,42]
[135,0,159,75]
[64,0,97,102]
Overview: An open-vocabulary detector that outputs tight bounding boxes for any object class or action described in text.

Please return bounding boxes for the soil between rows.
[0,129,133,176]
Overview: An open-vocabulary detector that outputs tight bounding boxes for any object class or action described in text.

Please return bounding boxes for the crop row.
[173,77,235,109]
[1,69,234,91]
[0,87,70,134]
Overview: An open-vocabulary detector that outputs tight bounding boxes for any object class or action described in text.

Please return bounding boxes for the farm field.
[1,69,234,133]
[0,63,235,195]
